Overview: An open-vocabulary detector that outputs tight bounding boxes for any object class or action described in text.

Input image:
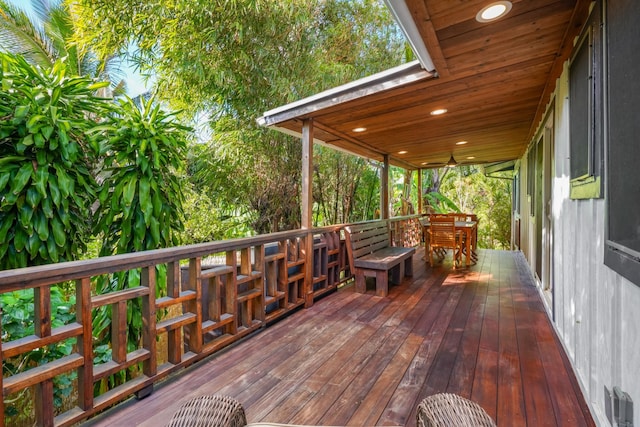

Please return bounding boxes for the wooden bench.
[344,220,415,297]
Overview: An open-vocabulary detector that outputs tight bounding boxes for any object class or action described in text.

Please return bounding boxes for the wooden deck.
[84,249,594,427]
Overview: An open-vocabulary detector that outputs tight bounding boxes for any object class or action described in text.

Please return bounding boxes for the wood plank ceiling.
[258,0,591,169]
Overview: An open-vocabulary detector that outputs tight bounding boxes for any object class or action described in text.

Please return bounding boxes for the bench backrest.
[344,220,391,270]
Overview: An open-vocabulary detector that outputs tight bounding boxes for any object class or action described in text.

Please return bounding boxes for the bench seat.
[344,220,416,297]
[353,246,415,270]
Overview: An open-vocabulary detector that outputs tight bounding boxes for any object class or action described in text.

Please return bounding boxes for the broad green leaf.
[41,196,54,218]
[36,150,48,165]
[0,173,11,193]
[47,235,59,262]
[34,211,49,241]
[26,114,45,131]
[0,216,13,242]
[123,175,137,205]
[49,178,61,207]
[14,104,30,119]
[18,204,34,227]
[134,211,146,241]
[41,125,54,140]
[152,191,162,217]
[35,168,48,198]
[0,156,26,167]
[14,227,28,251]
[27,233,40,256]
[150,217,160,245]
[55,166,72,197]
[58,207,70,228]
[139,177,152,225]
[51,217,66,247]
[34,132,45,148]
[11,163,33,195]
[26,187,41,208]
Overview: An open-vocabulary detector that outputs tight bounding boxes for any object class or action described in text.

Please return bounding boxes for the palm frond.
[45,3,80,73]
[30,0,51,25]
[111,79,128,97]
[0,0,54,67]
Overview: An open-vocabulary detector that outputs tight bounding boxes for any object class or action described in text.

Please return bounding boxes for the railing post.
[166,262,182,364]
[186,258,203,353]
[76,278,94,411]
[141,266,157,376]
[34,286,54,427]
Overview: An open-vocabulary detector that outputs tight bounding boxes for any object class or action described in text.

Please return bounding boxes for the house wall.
[518,62,640,426]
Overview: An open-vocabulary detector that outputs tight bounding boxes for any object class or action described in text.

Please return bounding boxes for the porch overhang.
[258,0,591,171]
[257,61,435,170]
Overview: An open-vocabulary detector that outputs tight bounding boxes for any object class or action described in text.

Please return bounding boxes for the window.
[568,3,603,199]
[604,0,640,286]
[527,145,535,215]
[513,168,520,214]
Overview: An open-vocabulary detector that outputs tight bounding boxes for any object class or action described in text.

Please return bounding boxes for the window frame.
[603,0,640,286]
[568,4,603,199]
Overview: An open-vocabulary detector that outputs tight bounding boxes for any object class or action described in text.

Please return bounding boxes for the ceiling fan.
[421,154,478,169]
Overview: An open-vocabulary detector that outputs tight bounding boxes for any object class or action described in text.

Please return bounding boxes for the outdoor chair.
[426,215,463,268]
[167,393,495,427]
[416,393,496,427]
[166,394,247,427]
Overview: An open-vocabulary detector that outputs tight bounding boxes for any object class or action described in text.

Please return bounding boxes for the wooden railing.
[0,217,420,427]
[389,215,423,248]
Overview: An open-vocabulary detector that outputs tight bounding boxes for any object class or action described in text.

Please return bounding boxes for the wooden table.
[420,219,478,266]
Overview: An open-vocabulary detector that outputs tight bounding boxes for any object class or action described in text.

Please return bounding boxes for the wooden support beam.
[302,119,314,307]
[381,154,390,219]
[301,119,313,229]
[418,169,423,214]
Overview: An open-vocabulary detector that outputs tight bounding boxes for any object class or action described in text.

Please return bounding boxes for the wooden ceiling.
[259,0,591,169]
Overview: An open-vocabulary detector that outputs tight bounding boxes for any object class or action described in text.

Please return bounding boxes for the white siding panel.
[519,63,640,426]
[621,279,640,426]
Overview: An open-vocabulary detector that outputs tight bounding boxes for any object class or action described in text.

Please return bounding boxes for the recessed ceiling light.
[456,141,468,145]
[421,162,428,165]
[467,156,476,160]
[430,108,447,116]
[352,127,367,132]
[476,1,512,23]
[398,150,408,155]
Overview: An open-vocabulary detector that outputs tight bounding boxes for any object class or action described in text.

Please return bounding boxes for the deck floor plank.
[84,249,594,427]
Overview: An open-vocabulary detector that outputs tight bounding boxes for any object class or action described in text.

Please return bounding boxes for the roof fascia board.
[257,61,433,127]
[383,0,436,72]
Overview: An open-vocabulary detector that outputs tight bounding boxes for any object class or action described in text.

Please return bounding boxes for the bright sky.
[7,0,150,97]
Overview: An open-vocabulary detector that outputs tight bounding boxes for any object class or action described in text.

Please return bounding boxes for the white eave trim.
[383,0,436,72]
[257,60,433,127]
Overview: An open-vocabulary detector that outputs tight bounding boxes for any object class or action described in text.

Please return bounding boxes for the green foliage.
[92,96,190,254]
[0,0,126,93]
[180,183,253,244]
[90,96,189,379]
[0,52,109,269]
[313,146,379,225]
[72,0,409,233]
[424,191,461,214]
[439,168,512,249]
